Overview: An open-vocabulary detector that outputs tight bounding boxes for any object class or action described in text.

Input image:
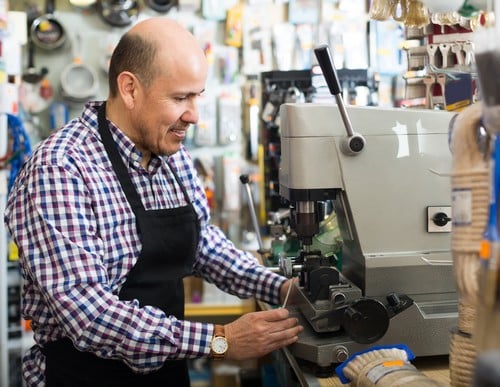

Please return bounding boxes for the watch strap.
[214,324,225,338]
[210,324,227,360]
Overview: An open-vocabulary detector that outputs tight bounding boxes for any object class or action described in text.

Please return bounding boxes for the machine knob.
[386,292,414,315]
[387,292,401,307]
[342,298,390,344]
[331,292,347,305]
[432,212,452,227]
[341,134,366,155]
[334,346,349,362]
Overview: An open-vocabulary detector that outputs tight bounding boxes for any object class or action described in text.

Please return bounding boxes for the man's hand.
[224,308,303,360]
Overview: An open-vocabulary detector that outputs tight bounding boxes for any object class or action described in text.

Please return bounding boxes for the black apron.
[43,103,199,387]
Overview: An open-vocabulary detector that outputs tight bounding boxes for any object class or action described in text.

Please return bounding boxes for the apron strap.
[97,103,193,211]
[97,102,144,212]
[165,161,192,206]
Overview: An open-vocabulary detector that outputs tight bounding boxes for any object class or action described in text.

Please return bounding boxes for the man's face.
[132,58,208,158]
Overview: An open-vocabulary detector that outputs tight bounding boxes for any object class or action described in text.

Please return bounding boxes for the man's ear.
[116,71,138,108]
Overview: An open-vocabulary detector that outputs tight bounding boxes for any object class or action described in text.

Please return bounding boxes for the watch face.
[212,336,228,354]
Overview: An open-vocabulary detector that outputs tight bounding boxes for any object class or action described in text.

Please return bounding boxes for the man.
[5,17,302,386]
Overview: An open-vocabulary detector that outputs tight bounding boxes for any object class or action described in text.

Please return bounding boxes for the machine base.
[287,298,458,376]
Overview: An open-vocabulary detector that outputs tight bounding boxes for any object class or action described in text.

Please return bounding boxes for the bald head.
[130,17,194,41]
[108,18,206,98]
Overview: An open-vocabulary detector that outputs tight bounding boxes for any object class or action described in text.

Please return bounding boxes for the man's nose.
[181,99,199,124]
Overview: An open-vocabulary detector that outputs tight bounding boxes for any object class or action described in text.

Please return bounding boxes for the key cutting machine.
[277,45,458,376]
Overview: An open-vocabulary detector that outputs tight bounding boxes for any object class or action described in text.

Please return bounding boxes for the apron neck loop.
[97,102,145,212]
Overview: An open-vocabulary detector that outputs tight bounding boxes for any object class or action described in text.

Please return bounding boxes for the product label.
[366,362,417,384]
[452,188,472,226]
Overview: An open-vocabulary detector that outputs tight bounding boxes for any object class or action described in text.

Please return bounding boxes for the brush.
[368,0,392,20]
[405,0,430,28]
[336,344,449,386]
[473,21,500,353]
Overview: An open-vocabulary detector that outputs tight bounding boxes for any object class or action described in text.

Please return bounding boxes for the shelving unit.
[0,170,24,387]
[185,299,255,318]
[0,170,8,387]
[259,70,314,221]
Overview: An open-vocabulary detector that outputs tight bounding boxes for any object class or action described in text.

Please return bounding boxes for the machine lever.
[314,44,366,155]
[314,44,343,99]
[239,174,267,254]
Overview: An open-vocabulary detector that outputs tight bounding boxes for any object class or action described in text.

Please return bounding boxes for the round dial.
[342,298,390,344]
[212,336,228,354]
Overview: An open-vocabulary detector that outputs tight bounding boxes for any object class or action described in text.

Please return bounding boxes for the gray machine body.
[279,104,457,368]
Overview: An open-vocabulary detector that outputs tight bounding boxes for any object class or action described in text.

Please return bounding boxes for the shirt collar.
[83,100,162,173]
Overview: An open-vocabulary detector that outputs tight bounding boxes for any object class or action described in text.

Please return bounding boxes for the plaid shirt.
[5,101,285,386]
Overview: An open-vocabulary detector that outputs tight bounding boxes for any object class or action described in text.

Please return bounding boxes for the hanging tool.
[435,73,447,108]
[423,74,435,109]
[60,32,99,103]
[22,37,48,84]
[391,0,408,22]
[427,44,440,67]
[20,13,53,114]
[98,0,139,27]
[451,42,465,66]
[439,43,452,68]
[30,0,66,50]
[145,0,176,13]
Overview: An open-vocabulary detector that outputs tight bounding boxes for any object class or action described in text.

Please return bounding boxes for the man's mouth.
[169,127,186,139]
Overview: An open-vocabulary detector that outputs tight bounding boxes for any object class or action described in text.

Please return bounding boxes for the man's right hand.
[223,308,303,360]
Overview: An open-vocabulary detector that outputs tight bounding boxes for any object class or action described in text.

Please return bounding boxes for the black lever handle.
[314,44,342,96]
[314,44,366,155]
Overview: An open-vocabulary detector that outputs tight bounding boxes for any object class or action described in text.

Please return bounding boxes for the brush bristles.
[343,348,409,379]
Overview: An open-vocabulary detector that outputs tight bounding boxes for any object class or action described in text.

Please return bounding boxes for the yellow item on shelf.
[225,2,244,48]
[8,239,19,261]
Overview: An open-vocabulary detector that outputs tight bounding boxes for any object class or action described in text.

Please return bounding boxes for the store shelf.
[185,299,255,318]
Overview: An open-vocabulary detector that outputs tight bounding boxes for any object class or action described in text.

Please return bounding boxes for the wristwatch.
[210,324,228,360]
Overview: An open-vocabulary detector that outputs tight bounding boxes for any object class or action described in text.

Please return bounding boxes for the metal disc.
[342,298,390,344]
